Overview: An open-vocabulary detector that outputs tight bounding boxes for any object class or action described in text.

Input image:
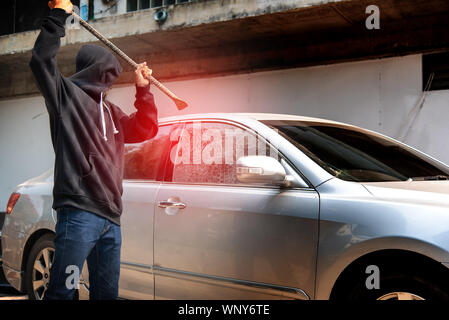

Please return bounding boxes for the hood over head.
[69,44,123,101]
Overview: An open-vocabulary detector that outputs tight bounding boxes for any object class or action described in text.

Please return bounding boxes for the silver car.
[2,113,449,300]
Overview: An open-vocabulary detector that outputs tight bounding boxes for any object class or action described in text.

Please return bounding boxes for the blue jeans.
[44,207,121,300]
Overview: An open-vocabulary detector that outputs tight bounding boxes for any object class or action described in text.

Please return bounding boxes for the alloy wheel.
[32,247,54,300]
[377,292,425,300]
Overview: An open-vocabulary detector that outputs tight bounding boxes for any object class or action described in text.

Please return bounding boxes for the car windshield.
[261,120,449,182]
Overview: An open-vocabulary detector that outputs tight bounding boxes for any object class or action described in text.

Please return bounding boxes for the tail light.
[6,192,20,214]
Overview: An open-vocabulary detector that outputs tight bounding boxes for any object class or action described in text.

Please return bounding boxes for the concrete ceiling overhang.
[1,0,449,98]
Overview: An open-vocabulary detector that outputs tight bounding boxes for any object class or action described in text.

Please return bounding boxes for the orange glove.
[48,0,73,13]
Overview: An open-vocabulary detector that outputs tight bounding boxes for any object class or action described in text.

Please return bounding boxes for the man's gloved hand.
[135,62,153,87]
[48,0,73,13]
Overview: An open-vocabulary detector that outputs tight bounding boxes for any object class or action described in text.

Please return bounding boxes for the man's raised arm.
[29,1,72,115]
[109,63,159,144]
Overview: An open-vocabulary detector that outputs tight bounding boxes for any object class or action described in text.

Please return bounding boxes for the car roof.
[159,113,349,126]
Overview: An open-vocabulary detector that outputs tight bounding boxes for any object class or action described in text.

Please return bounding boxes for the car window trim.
[159,180,316,192]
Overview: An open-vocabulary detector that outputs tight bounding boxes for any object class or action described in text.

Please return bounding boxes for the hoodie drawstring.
[99,92,119,141]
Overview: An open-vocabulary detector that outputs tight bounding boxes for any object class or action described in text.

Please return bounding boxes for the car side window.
[124,124,173,181]
[170,121,279,185]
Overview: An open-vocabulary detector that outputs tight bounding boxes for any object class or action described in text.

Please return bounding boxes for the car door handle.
[158,200,186,209]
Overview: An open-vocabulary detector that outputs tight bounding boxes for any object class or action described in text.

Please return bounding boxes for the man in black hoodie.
[29,0,158,300]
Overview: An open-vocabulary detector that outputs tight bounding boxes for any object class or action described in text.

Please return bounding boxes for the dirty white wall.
[1,53,448,209]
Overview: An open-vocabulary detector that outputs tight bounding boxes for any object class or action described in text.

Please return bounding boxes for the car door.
[154,120,319,300]
[118,123,179,299]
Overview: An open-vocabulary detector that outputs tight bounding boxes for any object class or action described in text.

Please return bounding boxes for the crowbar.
[71,11,188,110]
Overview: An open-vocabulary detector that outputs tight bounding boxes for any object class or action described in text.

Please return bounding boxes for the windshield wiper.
[410,175,449,181]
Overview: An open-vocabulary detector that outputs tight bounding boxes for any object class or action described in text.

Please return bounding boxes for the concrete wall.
[1,53,448,209]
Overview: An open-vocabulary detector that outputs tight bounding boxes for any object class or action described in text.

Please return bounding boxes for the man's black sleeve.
[109,84,159,144]
[29,9,70,116]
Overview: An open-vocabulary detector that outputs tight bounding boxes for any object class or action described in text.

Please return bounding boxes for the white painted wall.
[1,53,448,209]
[0,97,55,210]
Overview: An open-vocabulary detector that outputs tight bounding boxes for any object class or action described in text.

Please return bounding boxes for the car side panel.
[154,184,319,299]
[119,181,160,299]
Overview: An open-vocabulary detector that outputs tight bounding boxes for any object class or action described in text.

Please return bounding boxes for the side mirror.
[236,156,287,186]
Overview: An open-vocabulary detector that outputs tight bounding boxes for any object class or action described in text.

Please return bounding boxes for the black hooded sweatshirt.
[29,9,158,225]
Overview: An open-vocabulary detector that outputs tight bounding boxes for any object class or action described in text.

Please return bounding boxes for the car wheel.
[24,234,81,300]
[25,234,55,300]
[369,274,448,300]
[337,270,449,301]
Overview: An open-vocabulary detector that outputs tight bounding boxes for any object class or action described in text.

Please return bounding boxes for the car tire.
[335,265,449,301]
[24,233,80,300]
[25,234,55,300]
